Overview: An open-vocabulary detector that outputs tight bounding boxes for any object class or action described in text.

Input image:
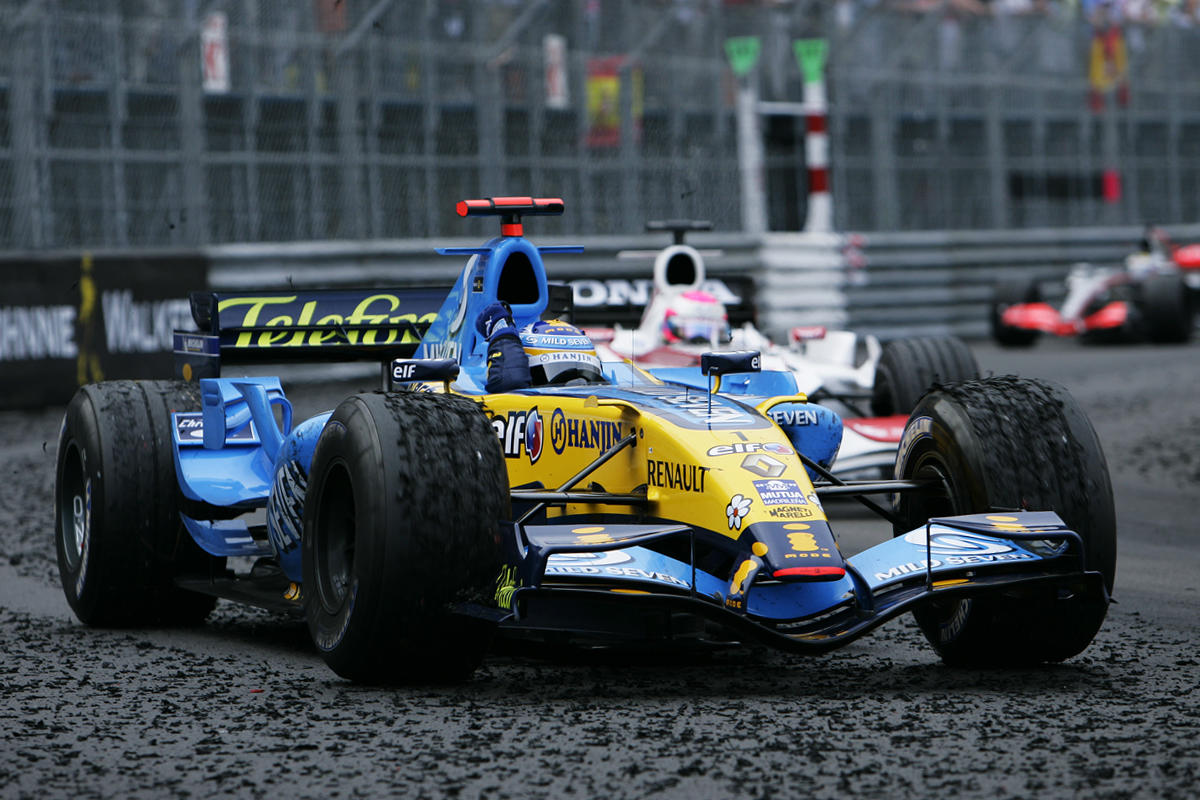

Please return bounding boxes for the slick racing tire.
[1139,272,1193,343]
[990,278,1042,348]
[870,336,979,417]
[893,376,1116,666]
[303,392,508,684]
[55,380,223,626]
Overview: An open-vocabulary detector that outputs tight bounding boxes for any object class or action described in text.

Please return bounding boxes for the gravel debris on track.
[2,341,1198,799]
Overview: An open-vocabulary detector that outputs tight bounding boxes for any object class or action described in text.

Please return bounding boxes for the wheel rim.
[902,449,975,639]
[58,442,89,572]
[314,461,356,615]
[903,451,958,522]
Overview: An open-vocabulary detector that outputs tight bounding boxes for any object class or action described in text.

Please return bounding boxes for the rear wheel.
[303,391,508,684]
[893,376,1116,666]
[55,380,223,626]
[870,336,979,416]
[1139,272,1193,343]
[991,278,1042,348]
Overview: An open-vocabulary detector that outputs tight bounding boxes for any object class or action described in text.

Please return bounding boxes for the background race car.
[585,221,980,477]
[992,225,1196,347]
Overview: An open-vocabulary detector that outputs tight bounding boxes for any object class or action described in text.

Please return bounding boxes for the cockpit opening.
[497,251,540,305]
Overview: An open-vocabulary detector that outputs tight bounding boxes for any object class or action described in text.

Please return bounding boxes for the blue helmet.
[518,320,606,386]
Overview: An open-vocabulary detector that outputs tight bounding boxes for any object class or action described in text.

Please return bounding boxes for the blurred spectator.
[264,3,304,91]
[835,0,894,33]
[887,0,990,72]
[436,0,468,39]
[315,0,347,33]
[1039,0,1080,73]
[890,0,990,13]
[992,0,1050,56]
[1087,0,1129,110]
[127,0,169,85]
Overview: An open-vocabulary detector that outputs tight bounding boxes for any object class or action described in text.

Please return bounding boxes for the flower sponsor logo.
[726,494,752,530]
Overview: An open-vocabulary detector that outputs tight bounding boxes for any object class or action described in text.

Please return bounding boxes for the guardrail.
[839,224,1200,340]
[6,225,1199,409]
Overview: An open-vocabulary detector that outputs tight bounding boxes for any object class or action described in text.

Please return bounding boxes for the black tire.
[870,336,980,416]
[991,278,1042,348]
[893,376,1116,666]
[1139,272,1193,343]
[303,392,508,684]
[55,380,223,626]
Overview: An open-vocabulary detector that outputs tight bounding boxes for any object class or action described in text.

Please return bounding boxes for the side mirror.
[700,350,761,377]
[389,358,459,391]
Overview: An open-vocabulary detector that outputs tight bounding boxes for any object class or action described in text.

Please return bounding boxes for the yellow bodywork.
[474,389,828,540]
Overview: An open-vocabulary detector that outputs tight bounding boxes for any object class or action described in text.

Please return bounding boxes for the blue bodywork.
[173,377,326,581]
[168,201,1097,648]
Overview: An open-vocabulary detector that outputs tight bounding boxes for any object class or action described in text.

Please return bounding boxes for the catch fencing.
[2,2,1200,250]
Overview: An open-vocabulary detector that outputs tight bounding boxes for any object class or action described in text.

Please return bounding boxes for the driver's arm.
[477,302,532,393]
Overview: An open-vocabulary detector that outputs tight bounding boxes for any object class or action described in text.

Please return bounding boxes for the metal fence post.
[986,77,1009,229]
[335,53,366,239]
[619,61,640,233]
[178,21,209,246]
[11,11,45,249]
[870,82,897,232]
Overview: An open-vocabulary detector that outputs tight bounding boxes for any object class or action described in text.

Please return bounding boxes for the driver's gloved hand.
[476,302,517,341]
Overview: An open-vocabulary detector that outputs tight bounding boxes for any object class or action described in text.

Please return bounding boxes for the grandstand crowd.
[833,0,1200,27]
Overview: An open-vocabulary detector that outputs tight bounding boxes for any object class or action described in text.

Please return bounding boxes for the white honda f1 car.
[585,221,979,478]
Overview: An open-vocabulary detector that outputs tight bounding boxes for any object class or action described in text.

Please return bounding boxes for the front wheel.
[893,376,1116,666]
[1139,272,1193,343]
[303,392,508,684]
[991,278,1042,348]
[870,336,979,417]
[55,380,223,626]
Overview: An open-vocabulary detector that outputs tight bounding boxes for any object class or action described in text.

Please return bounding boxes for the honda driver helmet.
[519,320,606,385]
[662,290,731,345]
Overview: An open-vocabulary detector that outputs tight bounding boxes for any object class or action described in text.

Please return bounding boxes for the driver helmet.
[519,320,607,386]
[662,290,731,345]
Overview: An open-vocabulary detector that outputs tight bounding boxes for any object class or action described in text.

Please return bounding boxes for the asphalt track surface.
[2,339,1197,799]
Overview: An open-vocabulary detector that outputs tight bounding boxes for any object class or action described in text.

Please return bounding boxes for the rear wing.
[174,288,447,380]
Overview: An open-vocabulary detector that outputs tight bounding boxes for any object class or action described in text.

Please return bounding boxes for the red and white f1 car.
[585,221,979,478]
[992,226,1197,347]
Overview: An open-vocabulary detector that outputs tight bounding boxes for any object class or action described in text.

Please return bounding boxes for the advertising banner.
[566,274,756,330]
[0,252,204,409]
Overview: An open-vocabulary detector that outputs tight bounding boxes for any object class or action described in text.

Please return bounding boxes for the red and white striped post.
[795,39,831,233]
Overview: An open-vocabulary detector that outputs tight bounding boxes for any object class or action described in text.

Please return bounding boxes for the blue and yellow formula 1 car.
[54,198,1117,684]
